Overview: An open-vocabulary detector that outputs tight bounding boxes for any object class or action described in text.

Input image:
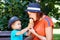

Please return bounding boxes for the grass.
[54,34,60,40]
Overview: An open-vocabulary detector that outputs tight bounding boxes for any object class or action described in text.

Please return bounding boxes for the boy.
[8,16,34,40]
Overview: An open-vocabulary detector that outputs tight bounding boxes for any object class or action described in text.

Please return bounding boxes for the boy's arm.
[16,27,30,35]
[16,19,34,35]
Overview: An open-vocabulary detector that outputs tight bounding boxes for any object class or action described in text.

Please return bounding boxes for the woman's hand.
[40,36,46,40]
[29,27,35,33]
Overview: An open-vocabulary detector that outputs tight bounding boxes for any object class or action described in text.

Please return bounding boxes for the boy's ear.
[11,24,14,28]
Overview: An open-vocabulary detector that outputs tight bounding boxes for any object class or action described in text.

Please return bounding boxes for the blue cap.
[8,16,20,28]
[26,3,42,13]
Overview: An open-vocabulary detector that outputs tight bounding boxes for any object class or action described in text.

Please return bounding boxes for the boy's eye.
[15,23,21,26]
[18,23,21,25]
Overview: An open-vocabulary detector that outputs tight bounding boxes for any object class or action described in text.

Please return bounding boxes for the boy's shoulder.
[11,30,17,34]
[11,30,17,32]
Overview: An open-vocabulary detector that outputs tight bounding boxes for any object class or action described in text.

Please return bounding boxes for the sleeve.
[11,30,18,37]
[44,18,53,28]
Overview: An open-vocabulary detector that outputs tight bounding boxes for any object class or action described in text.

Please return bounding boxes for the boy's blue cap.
[8,16,20,28]
[25,3,42,13]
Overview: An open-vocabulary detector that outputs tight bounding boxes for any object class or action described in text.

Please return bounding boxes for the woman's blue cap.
[25,3,42,13]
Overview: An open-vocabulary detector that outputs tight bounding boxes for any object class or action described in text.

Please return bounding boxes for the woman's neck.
[39,15,46,21]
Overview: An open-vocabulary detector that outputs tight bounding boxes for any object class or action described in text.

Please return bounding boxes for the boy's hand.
[28,19,34,29]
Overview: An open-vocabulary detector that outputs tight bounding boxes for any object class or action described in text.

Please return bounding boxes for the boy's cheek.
[19,26,21,29]
[20,27,21,30]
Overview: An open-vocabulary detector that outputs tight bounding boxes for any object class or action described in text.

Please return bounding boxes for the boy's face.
[11,20,21,30]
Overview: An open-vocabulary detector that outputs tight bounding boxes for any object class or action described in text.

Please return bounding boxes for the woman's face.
[27,11,37,21]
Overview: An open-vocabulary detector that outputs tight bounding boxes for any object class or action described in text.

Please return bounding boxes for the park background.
[0,0,60,40]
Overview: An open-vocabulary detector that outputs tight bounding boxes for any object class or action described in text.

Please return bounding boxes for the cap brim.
[25,9,42,13]
[8,18,20,28]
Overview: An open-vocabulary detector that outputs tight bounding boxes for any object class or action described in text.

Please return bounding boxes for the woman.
[25,3,54,40]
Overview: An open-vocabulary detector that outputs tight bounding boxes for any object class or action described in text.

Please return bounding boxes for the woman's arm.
[45,27,53,40]
[25,19,34,36]
[29,28,46,40]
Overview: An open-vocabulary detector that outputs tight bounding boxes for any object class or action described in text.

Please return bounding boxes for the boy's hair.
[8,16,20,28]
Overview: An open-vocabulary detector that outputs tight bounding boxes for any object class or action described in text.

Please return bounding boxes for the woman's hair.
[37,12,44,18]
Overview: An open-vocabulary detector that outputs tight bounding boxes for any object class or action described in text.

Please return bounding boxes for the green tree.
[0,0,60,31]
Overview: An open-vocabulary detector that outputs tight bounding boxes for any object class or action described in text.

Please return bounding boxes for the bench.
[0,31,11,40]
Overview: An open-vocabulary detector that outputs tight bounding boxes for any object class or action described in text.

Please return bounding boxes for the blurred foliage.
[40,0,60,20]
[0,0,60,31]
